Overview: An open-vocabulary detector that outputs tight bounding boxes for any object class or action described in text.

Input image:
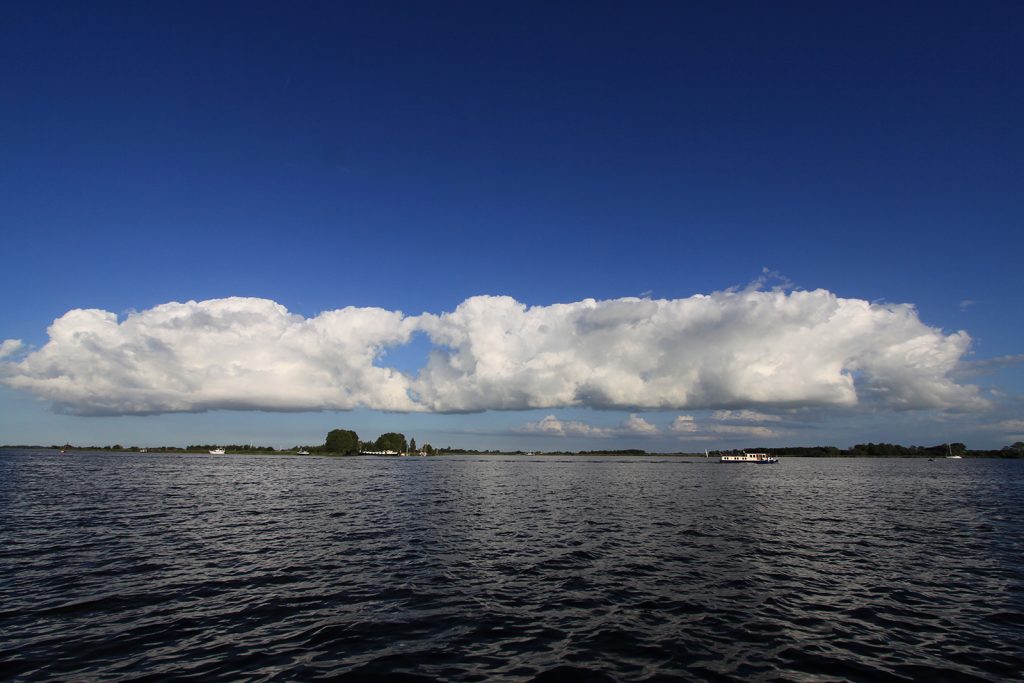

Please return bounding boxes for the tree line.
[9,439,1023,458]
[317,429,435,455]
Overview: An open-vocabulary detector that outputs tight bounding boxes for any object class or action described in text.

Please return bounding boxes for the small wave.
[2,451,1022,681]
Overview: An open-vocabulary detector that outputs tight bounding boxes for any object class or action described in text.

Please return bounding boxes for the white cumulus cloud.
[707,424,780,438]
[668,414,781,439]
[520,415,615,438]
[412,290,983,413]
[710,409,783,422]
[623,414,660,435]
[1,297,419,415]
[669,415,699,433]
[0,289,988,416]
[518,413,661,438]
[0,339,23,359]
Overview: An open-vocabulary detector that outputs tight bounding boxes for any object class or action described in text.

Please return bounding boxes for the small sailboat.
[945,444,962,459]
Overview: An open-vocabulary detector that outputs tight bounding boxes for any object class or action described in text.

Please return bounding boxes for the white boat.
[946,444,962,459]
[297,449,310,455]
[720,451,778,464]
[209,448,225,455]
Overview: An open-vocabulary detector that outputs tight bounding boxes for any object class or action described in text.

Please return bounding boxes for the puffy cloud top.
[412,290,980,412]
[0,290,985,416]
[2,297,418,415]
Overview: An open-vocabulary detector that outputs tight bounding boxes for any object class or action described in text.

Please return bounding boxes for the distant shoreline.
[2,446,1021,459]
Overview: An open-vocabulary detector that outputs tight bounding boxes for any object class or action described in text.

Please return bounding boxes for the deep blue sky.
[1,1,1021,450]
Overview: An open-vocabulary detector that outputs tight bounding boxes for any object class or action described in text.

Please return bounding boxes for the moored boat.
[720,451,778,464]
[209,448,225,455]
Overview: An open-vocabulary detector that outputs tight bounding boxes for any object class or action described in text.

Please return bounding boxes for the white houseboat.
[720,451,778,464]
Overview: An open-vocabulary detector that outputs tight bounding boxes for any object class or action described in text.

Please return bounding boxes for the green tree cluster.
[374,432,408,453]
[325,429,360,455]
[324,429,414,454]
[847,442,966,457]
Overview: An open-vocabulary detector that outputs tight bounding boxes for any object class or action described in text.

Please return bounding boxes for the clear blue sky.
[1,1,1021,451]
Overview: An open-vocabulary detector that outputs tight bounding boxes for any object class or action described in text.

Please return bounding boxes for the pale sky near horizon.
[2,1,1022,451]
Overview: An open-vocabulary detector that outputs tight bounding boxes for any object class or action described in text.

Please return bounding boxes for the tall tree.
[410,437,417,453]
[325,429,360,455]
[374,432,408,453]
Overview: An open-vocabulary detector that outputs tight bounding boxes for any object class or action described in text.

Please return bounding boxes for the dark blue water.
[2,451,1022,681]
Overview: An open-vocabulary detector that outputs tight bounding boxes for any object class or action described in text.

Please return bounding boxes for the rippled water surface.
[2,450,1023,681]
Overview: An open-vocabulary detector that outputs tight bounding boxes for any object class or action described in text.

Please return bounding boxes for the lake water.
[1,450,1022,681]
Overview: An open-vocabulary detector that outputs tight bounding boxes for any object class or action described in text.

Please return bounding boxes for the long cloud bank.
[0,290,985,416]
